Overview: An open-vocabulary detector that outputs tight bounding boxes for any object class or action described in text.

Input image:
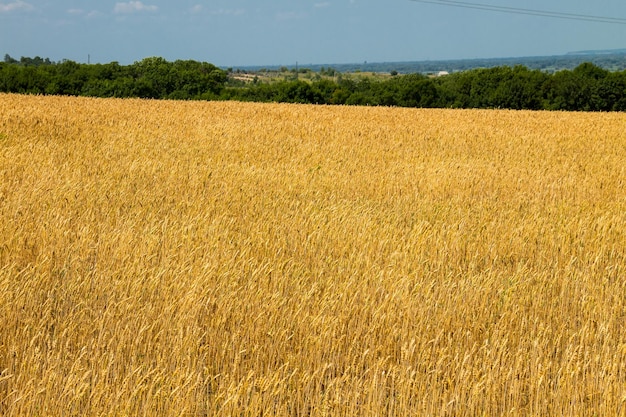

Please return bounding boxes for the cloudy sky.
[1,0,625,66]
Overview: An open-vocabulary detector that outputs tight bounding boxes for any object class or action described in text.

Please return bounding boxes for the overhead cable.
[408,0,626,25]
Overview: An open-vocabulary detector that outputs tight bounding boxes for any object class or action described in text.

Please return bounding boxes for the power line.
[408,0,626,25]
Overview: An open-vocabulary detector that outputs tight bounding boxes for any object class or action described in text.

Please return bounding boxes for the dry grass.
[1,93,626,416]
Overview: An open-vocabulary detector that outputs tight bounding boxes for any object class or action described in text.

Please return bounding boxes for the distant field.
[1,94,626,416]
[229,68,393,85]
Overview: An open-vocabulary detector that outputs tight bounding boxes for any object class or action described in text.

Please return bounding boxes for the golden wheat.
[1,93,626,416]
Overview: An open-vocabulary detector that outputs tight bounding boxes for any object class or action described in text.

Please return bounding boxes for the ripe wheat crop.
[1,93,626,416]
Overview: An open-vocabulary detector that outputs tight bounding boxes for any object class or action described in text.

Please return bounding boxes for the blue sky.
[1,0,625,66]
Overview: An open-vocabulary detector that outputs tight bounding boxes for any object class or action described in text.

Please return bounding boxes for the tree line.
[0,55,227,100]
[2,55,626,111]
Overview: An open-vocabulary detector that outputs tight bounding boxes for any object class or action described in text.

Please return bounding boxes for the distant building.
[437,71,449,77]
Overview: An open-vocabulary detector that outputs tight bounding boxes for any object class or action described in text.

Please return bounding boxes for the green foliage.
[1,56,625,111]
[435,66,548,110]
[4,54,18,64]
[0,56,227,99]
[543,63,623,111]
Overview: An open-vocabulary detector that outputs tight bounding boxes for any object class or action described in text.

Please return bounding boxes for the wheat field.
[1,93,626,416]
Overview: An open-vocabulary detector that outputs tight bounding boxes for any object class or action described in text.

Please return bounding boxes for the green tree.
[312,79,338,104]
[391,74,437,107]
[4,54,18,64]
[273,80,324,104]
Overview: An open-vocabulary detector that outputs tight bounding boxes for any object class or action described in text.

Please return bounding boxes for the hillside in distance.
[567,48,626,55]
[237,49,626,74]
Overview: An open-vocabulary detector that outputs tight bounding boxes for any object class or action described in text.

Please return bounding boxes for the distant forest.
[2,54,626,111]
[270,50,626,74]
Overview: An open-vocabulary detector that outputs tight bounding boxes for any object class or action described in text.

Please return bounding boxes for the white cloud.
[314,2,331,8]
[190,4,203,14]
[114,1,158,14]
[0,1,34,13]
